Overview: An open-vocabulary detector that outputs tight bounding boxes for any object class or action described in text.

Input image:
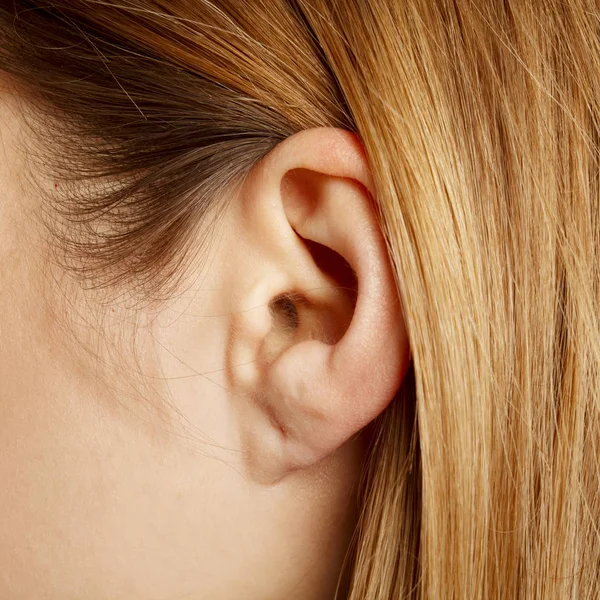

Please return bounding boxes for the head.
[0,1,599,599]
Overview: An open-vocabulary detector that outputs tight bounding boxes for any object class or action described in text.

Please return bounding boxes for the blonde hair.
[1,1,599,597]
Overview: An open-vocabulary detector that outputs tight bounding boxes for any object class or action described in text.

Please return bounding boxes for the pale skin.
[0,79,411,599]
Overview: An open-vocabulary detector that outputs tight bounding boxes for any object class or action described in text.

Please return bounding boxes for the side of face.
[0,84,410,599]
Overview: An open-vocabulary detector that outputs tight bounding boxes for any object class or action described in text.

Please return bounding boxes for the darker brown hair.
[0,1,352,295]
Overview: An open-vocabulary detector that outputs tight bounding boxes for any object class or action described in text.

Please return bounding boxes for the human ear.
[222,127,411,485]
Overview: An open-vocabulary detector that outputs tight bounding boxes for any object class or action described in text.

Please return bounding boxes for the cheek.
[0,363,245,598]
[0,351,356,600]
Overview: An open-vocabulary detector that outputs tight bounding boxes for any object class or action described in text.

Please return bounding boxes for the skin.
[0,76,410,600]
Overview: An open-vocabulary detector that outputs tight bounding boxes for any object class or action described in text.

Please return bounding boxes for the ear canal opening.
[269,293,300,331]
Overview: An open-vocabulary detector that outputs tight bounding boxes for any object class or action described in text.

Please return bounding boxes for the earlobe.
[224,128,411,485]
